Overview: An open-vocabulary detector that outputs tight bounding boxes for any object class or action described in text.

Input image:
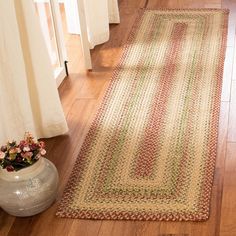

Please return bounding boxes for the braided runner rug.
[57,9,228,221]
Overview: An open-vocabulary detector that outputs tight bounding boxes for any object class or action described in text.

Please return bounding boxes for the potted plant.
[0,133,59,217]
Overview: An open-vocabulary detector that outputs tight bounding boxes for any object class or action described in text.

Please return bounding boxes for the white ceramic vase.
[0,158,59,217]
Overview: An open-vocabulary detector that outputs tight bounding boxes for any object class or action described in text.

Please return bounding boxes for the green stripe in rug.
[56,9,228,221]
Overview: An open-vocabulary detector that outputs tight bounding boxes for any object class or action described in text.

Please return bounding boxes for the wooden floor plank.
[216,102,230,169]
[204,3,221,8]
[222,0,236,47]
[227,80,236,141]
[220,143,236,235]
[0,212,14,236]
[232,46,236,81]
[146,0,205,8]
[221,47,234,102]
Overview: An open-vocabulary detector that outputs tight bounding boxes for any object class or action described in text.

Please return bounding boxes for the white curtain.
[0,0,68,144]
[84,0,120,49]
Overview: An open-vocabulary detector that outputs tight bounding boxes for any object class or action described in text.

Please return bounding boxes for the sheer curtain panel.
[63,0,120,69]
[84,0,120,48]
[0,0,68,144]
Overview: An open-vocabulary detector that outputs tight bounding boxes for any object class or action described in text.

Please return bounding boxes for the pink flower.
[21,152,33,163]
[39,141,45,149]
[0,151,5,160]
[19,140,27,150]
[21,152,33,159]
[40,149,46,155]
[23,146,30,152]
[30,143,39,150]
[1,133,47,172]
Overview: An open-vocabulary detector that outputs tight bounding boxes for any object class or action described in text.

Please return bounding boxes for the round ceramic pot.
[0,158,59,217]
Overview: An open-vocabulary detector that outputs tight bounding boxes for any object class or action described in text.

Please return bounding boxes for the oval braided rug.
[56,9,228,221]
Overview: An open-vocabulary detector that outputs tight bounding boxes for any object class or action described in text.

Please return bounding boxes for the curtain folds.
[84,0,120,49]
[0,0,68,144]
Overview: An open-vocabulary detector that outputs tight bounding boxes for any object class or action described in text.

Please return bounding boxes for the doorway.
[34,0,92,87]
[34,0,68,87]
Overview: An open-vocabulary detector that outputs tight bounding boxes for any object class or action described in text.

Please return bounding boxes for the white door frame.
[50,0,68,86]
[36,0,92,71]
[76,0,92,69]
[34,0,68,87]
[64,0,92,69]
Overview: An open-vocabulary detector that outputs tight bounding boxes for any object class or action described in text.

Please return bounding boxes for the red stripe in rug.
[134,23,187,178]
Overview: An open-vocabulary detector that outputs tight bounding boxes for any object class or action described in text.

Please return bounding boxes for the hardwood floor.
[1,0,236,235]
